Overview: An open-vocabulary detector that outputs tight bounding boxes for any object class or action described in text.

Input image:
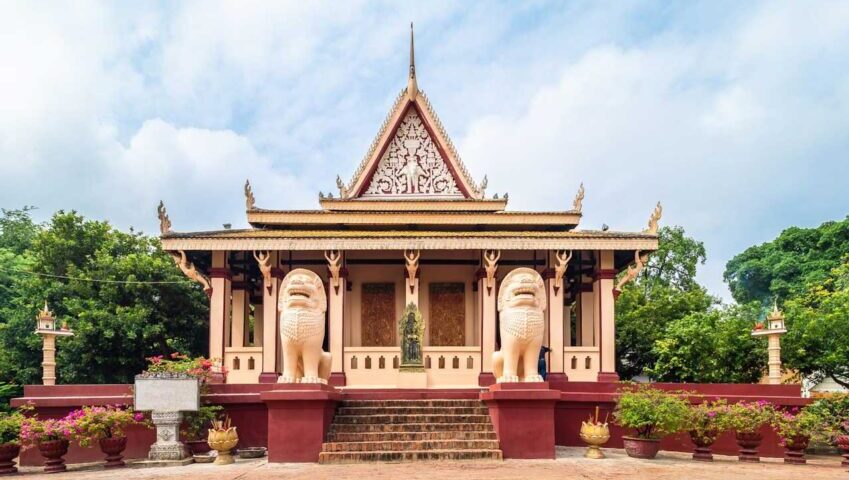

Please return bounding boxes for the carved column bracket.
[169,250,212,297]
[404,249,420,294]
[553,250,572,293]
[614,250,648,295]
[324,250,343,294]
[253,250,273,294]
[483,250,500,294]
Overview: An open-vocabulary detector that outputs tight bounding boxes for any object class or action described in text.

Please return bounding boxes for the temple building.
[158,30,660,388]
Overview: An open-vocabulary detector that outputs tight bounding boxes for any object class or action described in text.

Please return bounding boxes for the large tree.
[615,226,715,379]
[647,304,766,383]
[0,209,209,389]
[724,216,849,305]
[782,260,849,389]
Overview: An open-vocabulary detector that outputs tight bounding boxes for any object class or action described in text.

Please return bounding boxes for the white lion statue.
[278,268,331,384]
[492,267,547,383]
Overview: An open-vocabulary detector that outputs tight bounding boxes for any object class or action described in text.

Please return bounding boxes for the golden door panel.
[429,282,465,346]
[361,282,396,347]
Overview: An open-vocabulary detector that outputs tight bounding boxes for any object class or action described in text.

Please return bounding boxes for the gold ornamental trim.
[247,210,580,226]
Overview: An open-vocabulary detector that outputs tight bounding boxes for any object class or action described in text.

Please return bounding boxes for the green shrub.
[724,401,775,434]
[0,409,25,445]
[614,384,690,439]
[805,393,849,443]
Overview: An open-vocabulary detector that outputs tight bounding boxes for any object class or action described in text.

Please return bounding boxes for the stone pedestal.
[148,411,189,460]
[261,383,341,463]
[480,382,560,459]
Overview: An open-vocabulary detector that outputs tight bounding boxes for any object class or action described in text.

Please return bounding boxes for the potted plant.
[614,385,689,459]
[181,405,223,455]
[725,400,775,462]
[20,415,74,473]
[69,405,147,468]
[0,409,25,474]
[770,407,820,464]
[685,400,727,462]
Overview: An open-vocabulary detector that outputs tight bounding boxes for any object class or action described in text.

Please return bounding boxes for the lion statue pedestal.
[492,267,547,383]
[277,268,332,384]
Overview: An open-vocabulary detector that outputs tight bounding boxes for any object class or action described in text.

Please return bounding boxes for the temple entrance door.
[360,282,396,347]
[428,282,466,346]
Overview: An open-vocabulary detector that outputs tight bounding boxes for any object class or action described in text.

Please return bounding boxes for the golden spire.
[37,301,53,320]
[769,299,784,320]
[407,22,418,99]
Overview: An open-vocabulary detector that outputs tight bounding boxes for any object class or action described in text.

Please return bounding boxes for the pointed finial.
[572,182,585,212]
[244,179,256,210]
[769,298,783,319]
[38,301,53,320]
[157,201,172,235]
[479,175,488,197]
[644,201,663,234]
[336,175,348,198]
[407,22,418,99]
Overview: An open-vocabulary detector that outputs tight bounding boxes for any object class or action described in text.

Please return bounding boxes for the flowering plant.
[19,415,75,447]
[804,393,849,442]
[770,408,820,447]
[181,405,223,441]
[614,384,690,439]
[685,400,728,444]
[68,405,147,447]
[141,352,222,384]
[0,409,26,445]
[724,400,775,434]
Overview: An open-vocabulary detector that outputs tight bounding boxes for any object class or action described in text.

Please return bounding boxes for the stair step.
[318,449,503,464]
[333,414,491,425]
[340,400,483,408]
[337,406,489,416]
[330,422,495,433]
[326,431,498,442]
[322,439,500,452]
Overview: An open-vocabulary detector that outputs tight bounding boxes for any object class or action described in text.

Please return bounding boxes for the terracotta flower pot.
[622,436,661,459]
[836,434,849,467]
[185,439,212,455]
[99,436,127,468]
[0,442,21,475]
[688,430,717,462]
[735,431,762,462]
[782,435,809,465]
[37,439,69,474]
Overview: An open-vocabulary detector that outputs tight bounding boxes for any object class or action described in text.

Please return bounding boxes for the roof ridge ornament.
[157,201,171,235]
[572,183,585,213]
[244,179,256,210]
[407,22,418,100]
[644,201,663,234]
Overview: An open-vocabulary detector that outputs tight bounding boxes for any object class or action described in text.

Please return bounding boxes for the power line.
[0,266,189,285]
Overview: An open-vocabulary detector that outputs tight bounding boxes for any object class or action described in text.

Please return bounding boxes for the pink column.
[208,251,232,383]
[477,267,497,386]
[595,250,619,382]
[259,252,282,383]
[544,257,566,385]
[327,264,347,387]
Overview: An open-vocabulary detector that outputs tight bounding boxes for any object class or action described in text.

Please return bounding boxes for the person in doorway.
[538,346,551,380]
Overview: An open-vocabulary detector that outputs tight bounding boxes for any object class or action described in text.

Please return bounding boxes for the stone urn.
[0,443,21,475]
[99,436,127,468]
[735,431,762,462]
[688,430,717,462]
[622,436,661,459]
[782,435,809,465]
[208,427,238,465]
[579,421,610,459]
[836,434,849,467]
[37,439,69,474]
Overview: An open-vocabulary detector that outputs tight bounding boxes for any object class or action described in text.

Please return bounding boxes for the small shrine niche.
[398,302,424,370]
[38,303,55,331]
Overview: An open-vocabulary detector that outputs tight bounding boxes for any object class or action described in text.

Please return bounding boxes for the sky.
[2,1,848,300]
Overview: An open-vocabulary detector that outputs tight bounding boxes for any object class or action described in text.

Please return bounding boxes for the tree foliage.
[615,226,714,379]
[0,209,209,391]
[782,261,849,388]
[724,216,849,305]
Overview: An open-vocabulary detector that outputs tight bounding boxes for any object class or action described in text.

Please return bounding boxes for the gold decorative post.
[34,302,73,385]
[751,303,787,385]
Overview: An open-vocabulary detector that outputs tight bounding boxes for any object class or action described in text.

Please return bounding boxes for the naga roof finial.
[407,22,418,99]
[244,179,256,210]
[645,201,663,234]
[157,200,172,235]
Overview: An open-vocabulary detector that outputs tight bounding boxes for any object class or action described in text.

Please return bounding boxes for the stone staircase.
[318,399,503,463]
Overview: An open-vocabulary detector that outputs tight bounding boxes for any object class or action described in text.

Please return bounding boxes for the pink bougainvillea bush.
[67,405,148,447]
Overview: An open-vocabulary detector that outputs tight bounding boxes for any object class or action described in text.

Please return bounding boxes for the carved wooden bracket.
[169,250,212,297]
[324,250,342,294]
[483,249,500,294]
[615,250,649,294]
[404,249,420,294]
[252,250,273,294]
[553,250,573,293]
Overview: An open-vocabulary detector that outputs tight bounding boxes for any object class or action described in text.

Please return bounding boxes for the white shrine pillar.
[327,251,347,386]
[209,251,232,382]
[259,251,282,383]
[595,250,618,382]
[545,252,566,383]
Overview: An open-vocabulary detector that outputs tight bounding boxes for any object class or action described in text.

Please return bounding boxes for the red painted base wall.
[12,381,808,465]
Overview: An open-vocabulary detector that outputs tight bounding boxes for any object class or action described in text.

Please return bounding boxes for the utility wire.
[0,266,189,285]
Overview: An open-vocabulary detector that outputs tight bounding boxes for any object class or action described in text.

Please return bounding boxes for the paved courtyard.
[15,447,848,480]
